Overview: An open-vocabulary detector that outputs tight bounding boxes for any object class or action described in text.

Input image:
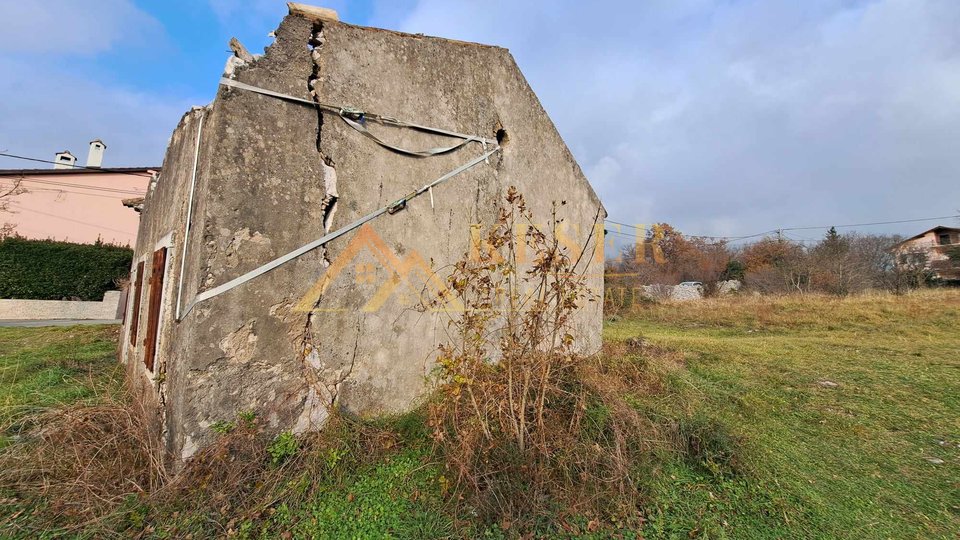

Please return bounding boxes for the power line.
[1,178,144,197]
[16,177,146,195]
[780,214,960,231]
[0,183,138,201]
[2,177,146,196]
[1,185,125,201]
[0,152,156,178]
[7,202,134,237]
[605,229,642,239]
[604,224,763,242]
[604,219,737,240]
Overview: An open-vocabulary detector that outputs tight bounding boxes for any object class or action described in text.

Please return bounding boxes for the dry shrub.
[1,394,409,537]
[426,188,659,528]
[153,415,274,518]
[0,392,163,534]
[601,337,686,396]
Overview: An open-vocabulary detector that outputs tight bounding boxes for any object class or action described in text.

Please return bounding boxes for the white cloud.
[0,57,193,168]
[384,0,960,236]
[3,0,957,238]
[0,0,163,54]
[0,0,195,169]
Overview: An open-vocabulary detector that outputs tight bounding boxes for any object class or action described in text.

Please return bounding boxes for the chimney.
[86,139,106,168]
[53,150,77,169]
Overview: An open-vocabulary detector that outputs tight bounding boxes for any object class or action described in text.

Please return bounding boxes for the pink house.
[0,142,158,246]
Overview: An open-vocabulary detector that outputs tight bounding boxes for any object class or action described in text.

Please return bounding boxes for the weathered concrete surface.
[0,290,122,320]
[633,280,740,302]
[122,12,605,468]
[121,106,209,448]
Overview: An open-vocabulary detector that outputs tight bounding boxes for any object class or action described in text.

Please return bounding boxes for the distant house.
[0,140,159,246]
[890,225,960,281]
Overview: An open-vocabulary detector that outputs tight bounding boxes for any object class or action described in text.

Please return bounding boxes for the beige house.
[891,225,960,281]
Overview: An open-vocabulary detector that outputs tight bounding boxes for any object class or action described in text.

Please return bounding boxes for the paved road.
[0,319,121,328]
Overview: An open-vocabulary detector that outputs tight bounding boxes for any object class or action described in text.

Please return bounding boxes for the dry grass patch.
[620,288,960,334]
[0,389,163,536]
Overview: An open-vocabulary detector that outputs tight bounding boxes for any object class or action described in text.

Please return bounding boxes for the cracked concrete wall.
[308,20,606,416]
[120,107,207,445]
[123,12,605,469]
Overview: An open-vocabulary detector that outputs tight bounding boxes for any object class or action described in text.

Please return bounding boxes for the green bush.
[0,237,133,300]
[721,259,746,282]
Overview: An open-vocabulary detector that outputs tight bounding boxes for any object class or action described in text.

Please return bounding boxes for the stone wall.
[0,290,122,320]
[632,280,741,302]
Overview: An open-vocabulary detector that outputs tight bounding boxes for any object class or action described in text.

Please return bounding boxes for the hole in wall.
[322,197,338,233]
[496,128,508,146]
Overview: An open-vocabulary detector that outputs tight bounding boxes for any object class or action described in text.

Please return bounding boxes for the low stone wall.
[717,280,742,294]
[670,284,704,302]
[633,280,742,303]
[0,290,122,320]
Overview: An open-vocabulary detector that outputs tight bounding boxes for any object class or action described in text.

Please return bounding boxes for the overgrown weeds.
[0,391,163,535]
[0,400,442,538]
[425,187,668,529]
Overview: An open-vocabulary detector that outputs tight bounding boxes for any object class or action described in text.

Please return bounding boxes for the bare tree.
[741,236,810,294]
[846,234,901,291]
[891,247,933,293]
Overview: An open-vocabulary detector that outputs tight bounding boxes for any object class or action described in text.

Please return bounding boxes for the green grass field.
[0,325,121,448]
[606,291,960,538]
[0,291,957,538]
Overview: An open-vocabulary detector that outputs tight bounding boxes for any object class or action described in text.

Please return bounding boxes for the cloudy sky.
[1,0,958,240]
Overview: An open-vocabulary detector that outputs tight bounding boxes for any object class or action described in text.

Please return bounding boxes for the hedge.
[0,237,133,301]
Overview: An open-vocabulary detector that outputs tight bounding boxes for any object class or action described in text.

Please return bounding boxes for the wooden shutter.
[129,261,144,346]
[142,247,168,372]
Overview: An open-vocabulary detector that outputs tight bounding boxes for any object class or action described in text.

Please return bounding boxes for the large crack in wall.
[308,23,339,242]
[293,21,347,433]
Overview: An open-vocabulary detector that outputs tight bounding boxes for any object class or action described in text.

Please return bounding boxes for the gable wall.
[124,14,605,467]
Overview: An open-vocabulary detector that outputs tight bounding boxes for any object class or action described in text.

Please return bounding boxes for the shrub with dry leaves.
[426,187,660,527]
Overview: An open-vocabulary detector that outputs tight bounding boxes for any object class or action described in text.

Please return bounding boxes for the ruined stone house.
[120,4,605,466]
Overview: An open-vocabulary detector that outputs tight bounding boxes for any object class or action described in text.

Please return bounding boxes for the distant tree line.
[606,223,942,304]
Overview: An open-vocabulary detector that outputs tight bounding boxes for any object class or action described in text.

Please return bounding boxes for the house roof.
[0,166,159,178]
[890,225,960,250]
[902,225,960,241]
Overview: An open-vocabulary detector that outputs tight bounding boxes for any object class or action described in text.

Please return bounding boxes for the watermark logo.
[294,224,452,313]
[292,222,657,312]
